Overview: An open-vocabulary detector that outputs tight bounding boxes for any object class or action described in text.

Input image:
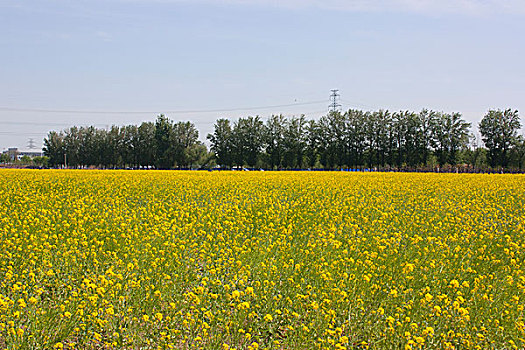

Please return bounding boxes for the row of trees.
[43,115,210,168]
[479,109,522,168]
[208,108,524,170]
[42,108,524,170]
[0,153,49,167]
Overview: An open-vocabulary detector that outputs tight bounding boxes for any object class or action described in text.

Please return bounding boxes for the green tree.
[154,115,174,169]
[282,115,307,169]
[479,109,521,167]
[403,111,425,167]
[510,135,525,170]
[418,109,438,167]
[32,156,49,168]
[185,142,210,169]
[371,110,392,167]
[79,126,101,167]
[431,112,470,166]
[0,153,10,164]
[43,131,66,167]
[231,116,264,168]
[263,115,286,169]
[121,125,139,167]
[63,126,85,167]
[207,118,234,169]
[136,122,156,168]
[20,155,32,165]
[317,111,345,169]
[171,121,199,168]
[344,109,367,167]
[304,120,320,168]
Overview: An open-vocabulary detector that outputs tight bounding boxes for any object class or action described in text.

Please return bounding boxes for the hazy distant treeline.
[42,108,524,170]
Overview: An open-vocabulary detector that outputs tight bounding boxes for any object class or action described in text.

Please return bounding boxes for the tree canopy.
[43,115,209,169]
[40,108,523,170]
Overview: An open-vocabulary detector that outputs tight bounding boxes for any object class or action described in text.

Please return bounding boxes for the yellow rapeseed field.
[0,170,524,349]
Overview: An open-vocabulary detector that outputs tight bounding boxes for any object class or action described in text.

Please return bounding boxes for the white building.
[2,148,44,161]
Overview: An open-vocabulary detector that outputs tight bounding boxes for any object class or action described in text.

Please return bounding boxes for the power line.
[0,121,109,127]
[0,131,47,136]
[340,99,376,110]
[0,100,327,115]
[293,109,328,116]
[0,121,82,126]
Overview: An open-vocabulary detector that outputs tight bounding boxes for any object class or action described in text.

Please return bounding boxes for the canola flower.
[0,169,524,349]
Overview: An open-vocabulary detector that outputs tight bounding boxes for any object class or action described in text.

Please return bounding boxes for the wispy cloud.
[95,31,113,42]
[245,0,525,15]
[121,0,525,15]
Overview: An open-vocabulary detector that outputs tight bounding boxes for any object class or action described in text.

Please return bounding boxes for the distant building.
[2,147,43,161]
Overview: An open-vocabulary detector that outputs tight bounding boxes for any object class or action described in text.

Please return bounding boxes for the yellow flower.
[2,170,524,349]
[415,336,425,344]
[423,326,434,336]
[403,263,415,274]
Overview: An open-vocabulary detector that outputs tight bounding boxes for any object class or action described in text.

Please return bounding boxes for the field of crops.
[0,170,524,349]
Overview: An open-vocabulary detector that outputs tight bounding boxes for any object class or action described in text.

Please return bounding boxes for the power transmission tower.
[27,138,37,149]
[328,89,341,113]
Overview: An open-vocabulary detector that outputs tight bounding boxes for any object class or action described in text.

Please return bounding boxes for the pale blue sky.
[1,0,524,150]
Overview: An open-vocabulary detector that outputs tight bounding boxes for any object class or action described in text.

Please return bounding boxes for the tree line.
[43,115,210,169]
[42,108,524,170]
[208,108,524,170]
